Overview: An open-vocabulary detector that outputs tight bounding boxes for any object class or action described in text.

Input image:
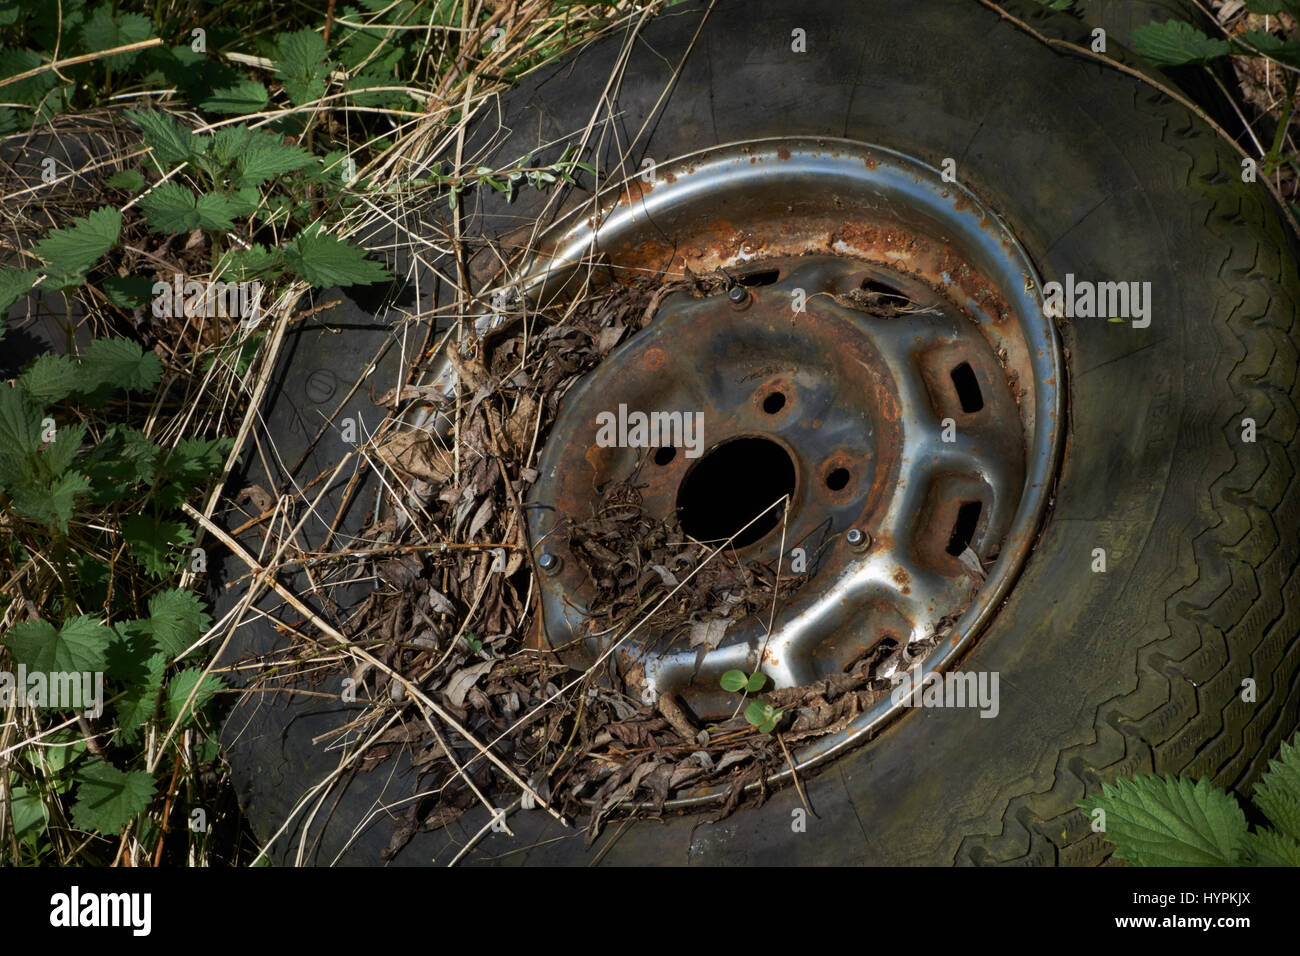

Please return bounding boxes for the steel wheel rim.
[422,138,1064,807]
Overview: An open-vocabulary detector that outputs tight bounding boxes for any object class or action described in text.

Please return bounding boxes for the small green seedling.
[463,632,483,655]
[720,670,782,733]
[744,701,783,734]
[720,669,767,694]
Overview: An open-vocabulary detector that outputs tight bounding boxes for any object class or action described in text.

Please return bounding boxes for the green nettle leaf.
[1253,736,1300,842]
[0,48,57,107]
[1245,828,1300,866]
[1241,31,1300,68]
[1130,21,1232,67]
[30,207,122,277]
[105,168,145,192]
[284,231,390,287]
[114,651,167,741]
[1242,0,1300,15]
[194,193,241,230]
[18,353,79,404]
[71,759,156,834]
[79,8,153,68]
[147,589,211,658]
[10,471,90,530]
[102,275,155,309]
[215,243,283,283]
[234,141,316,188]
[275,28,329,106]
[720,669,747,693]
[77,337,162,393]
[0,384,43,490]
[200,79,270,115]
[4,615,111,672]
[84,425,159,501]
[1081,774,1249,866]
[123,516,194,579]
[128,109,207,169]
[165,669,223,726]
[38,420,87,478]
[138,181,198,233]
[155,435,233,508]
[0,267,37,312]
[141,181,243,233]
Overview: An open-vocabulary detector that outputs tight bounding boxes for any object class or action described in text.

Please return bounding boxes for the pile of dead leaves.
[327,270,926,858]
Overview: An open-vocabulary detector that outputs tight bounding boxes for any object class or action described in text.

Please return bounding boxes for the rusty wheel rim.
[427,138,1064,806]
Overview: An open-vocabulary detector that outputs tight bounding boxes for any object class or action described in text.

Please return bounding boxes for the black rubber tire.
[222,0,1300,865]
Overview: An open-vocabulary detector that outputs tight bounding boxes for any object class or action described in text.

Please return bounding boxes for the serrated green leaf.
[38,420,86,478]
[114,651,167,741]
[0,385,42,491]
[0,268,37,312]
[128,110,207,170]
[10,470,89,530]
[105,168,145,192]
[235,141,315,188]
[4,615,110,672]
[71,759,156,834]
[1245,827,1300,866]
[155,435,232,508]
[166,669,223,726]
[1080,774,1248,866]
[720,669,747,692]
[102,275,155,309]
[77,337,161,393]
[1253,734,1300,841]
[1130,21,1232,67]
[200,79,269,115]
[284,231,390,287]
[147,589,211,657]
[275,28,329,106]
[1243,0,1300,15]
[139,181,198,233]
[79,8,152,68]
[17,353,78,404]
[31,207,121,276]
[194,192,241,230]
[0,48,57,107]
[83,425,159,501]
[123,516,194,579]
[214,243,283,283]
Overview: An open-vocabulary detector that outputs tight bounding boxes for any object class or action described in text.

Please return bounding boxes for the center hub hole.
[676,437,796,547]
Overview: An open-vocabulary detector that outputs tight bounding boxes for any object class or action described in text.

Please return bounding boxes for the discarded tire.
[221,0,1300,865]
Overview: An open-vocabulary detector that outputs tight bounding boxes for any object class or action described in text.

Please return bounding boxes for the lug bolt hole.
[653,446,677,466]
[825,467,850,491]
[762,392,786,415]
